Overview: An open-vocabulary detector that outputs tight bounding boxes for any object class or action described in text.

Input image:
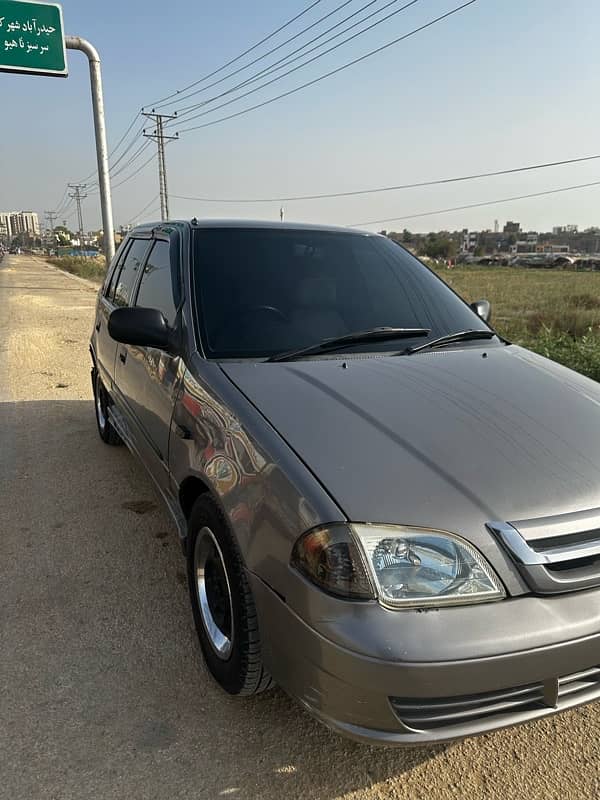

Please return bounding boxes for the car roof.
[130,218,377,237]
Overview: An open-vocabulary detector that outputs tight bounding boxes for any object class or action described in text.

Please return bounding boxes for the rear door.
[94,238,131,388]
[113,235,184,492]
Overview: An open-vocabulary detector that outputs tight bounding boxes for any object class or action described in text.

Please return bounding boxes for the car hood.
[221,345,600,538]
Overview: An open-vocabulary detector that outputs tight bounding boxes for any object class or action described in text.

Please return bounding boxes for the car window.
[113,239,150,308]
[134,240,177,325]
[193,228,486,360]
[104,239,131,298]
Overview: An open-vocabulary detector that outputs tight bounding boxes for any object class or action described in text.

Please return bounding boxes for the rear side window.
[113,239,150,308]
[104,239,131,298]
[134,240,177,324]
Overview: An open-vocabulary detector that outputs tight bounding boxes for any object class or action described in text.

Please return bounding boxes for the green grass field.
[437,265,600,381]
[48,255,600,381]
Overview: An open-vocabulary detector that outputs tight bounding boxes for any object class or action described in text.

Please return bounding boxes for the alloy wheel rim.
[194,527,234,660]
[96,378,107,430]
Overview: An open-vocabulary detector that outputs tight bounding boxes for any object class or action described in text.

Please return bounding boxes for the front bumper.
[250,574,600,745]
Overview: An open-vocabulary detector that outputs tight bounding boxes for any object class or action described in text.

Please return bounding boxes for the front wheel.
[187,495,273,695]
[93,369,122,446]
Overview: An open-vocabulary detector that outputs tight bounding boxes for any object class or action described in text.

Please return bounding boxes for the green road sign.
[0,0,67,77]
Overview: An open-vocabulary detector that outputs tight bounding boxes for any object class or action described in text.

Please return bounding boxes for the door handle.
[95,321,101,332]
[119,350,127,364]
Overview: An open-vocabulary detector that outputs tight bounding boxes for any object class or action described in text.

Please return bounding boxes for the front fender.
[168,359,345,598]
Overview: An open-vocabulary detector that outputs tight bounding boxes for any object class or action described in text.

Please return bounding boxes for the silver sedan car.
[91,220,600,745]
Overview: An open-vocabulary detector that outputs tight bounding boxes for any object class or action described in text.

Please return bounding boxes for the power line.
[108,112,143,161]
[171,0,423,122]
[50,1,471,216]
[54,183,77,218]
[55,200,74,220]
[349,179,600,227]
[177,0,479,133]
[84,140,153,196]
[170,153,600,203]
[51,2,475,218]
[107,124,147,172]
[56,195,73,212]
[86,146,159,198]
[75,112,144,184]
[110,140,153,180]
[112,150,158,188]
[58,1,329,200]
[53,186,70,214]
[74,127,148,193]
[51,114,145,217]
[147,0,326,109]
[124,195,160,226]
[162,0,369,112]
[71,2,473,201]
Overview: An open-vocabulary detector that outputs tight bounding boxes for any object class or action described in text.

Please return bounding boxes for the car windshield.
[193,227,490,360]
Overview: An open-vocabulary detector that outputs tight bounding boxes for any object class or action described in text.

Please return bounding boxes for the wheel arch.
[179,474,214,521]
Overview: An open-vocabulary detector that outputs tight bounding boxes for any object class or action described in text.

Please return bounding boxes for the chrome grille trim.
[487,521,600,566]
[487,518,600,593]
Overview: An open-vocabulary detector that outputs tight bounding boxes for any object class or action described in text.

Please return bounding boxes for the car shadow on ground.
[1,400,447,799]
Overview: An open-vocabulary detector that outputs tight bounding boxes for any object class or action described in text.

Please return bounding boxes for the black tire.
[93,369,122,446]
[187,495,273,695]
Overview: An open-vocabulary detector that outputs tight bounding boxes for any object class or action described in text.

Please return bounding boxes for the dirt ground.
[2,255,599,800]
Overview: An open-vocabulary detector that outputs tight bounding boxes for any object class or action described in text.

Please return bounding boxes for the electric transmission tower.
[143,111,179,221]
[45,210,58,252]
[68,184,88,251]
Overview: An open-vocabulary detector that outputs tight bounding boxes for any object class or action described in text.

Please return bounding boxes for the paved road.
[2,254,600,800]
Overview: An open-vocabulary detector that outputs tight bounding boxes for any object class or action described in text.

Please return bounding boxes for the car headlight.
[291,523,505,608]
[291,525,376,600]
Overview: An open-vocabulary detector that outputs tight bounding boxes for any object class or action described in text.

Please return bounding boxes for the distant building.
[0,212,11,240]
[503,221,521,234]
[544,244,570,253]
[461,228,479,252]
[552,225,578,235]
[513,241,569,254]
[6,211,40,237]
[512,231,539,253]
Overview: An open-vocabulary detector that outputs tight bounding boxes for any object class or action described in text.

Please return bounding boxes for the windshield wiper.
[267,327,431,363]
[403,329,496,355]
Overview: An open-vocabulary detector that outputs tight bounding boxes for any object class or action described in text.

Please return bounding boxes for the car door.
[103,237,151,434]
[94,238,132,388]
[113,235,183,493]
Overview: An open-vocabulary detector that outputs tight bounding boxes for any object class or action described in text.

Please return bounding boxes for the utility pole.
[143,111,179,221]
[68,183,88,252]
[45,210,58,254]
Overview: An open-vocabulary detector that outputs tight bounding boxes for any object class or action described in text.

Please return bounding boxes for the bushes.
[524,309,599,338]
[48,256,107,283]
[526,328,600,383]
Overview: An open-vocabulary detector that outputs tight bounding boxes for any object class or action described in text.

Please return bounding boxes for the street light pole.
[64,36,115,264]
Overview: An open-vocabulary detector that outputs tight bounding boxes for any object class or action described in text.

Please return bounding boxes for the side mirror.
[108,307,171,350]
[470,298,491,323]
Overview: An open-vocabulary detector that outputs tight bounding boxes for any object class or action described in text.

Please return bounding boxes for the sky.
[0,0,598,234]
